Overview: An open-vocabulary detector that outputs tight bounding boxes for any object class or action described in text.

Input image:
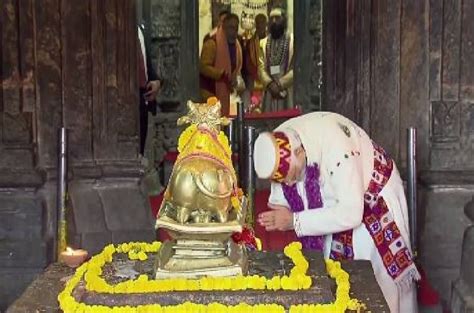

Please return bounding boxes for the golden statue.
[155,97,248,278]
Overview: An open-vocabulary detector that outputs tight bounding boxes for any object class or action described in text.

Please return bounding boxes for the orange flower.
[207,96,219,106]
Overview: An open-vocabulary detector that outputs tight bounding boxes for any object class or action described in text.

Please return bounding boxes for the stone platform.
[7,251,389,312]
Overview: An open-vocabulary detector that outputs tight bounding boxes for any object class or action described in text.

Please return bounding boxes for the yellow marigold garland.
[177,124,198,154]
[175,123,238,199]
[177,124,232,166]
[85,242,311,293]
[58,241,365,312]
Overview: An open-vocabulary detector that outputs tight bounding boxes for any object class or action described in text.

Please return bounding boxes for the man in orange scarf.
[245,14,267,90]
[199,13,245,116]
[203,10,230,44]
[244,14,267,113]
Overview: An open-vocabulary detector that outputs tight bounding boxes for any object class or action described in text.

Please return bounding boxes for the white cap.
[269,7,284,18]
[253,132,278,179]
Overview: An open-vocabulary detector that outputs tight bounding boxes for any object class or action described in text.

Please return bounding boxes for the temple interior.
[1,0,474,312]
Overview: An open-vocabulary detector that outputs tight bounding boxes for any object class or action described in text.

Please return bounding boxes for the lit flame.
[66,247,74,254]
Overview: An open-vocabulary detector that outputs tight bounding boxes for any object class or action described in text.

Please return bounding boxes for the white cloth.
[268,112,418,313]
[137,26,148,81]
[259,34,294,110]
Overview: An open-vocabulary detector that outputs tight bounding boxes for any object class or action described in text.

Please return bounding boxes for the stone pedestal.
[154,240,247,278]
[7,251,389,312]
[419,173,474,305]
[451,196,474,313]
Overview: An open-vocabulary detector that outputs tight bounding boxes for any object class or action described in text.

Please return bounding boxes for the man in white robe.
[253,112,419,313]
[258,8,294,112]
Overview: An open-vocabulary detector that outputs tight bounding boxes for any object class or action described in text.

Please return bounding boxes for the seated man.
[199,13,245,116]
[253,112,419,313]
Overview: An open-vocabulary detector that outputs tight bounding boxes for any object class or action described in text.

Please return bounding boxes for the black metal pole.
[244,126,257,226]
[237,101,245,189]
[56,127,68,260]
[407,127,417,253]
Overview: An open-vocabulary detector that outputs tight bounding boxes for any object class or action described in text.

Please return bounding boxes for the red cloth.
[149,193,162,218]
[417,267,440,306]
[244,35,260,81]
[215,28,242,116]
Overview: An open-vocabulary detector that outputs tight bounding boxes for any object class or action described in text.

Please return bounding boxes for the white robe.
[268,112,418,313]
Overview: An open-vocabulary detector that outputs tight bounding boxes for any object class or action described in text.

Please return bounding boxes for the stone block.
[79,231,113,256]
[450,197,474,313]
[466,196,474,223]
[98,179,154,232]
[111,230,156,244]
[67,178,155,255]
[420,242,464,269]
[0,240,48,268]
[69,180,107,233]
[460,226,474,291]
[0,268,42,311]
[0,191,48,268]
[419,186,473,304]
[451,278,474,313]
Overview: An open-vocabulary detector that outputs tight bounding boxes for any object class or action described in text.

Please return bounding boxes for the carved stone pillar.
[294,0,322,113]
[143,0,199,185]
[62,0,155,256]
[0,4,158,297]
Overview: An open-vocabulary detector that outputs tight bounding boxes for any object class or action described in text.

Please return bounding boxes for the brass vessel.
[154,99,248,278]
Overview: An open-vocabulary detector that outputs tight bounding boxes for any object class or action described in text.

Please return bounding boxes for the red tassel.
[417,266,440,306]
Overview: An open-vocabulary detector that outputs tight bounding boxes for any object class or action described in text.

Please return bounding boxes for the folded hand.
[144,80,161,102]
[258,204,294,231]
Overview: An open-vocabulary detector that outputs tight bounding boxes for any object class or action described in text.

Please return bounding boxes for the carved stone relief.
[150,0,181,39]
[149,0,182,106]
[431,101,461,143]
[154,40,180,101]
[430,101,474,169]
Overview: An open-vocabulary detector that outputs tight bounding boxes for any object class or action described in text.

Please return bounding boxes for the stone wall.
[0,1,154,309]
